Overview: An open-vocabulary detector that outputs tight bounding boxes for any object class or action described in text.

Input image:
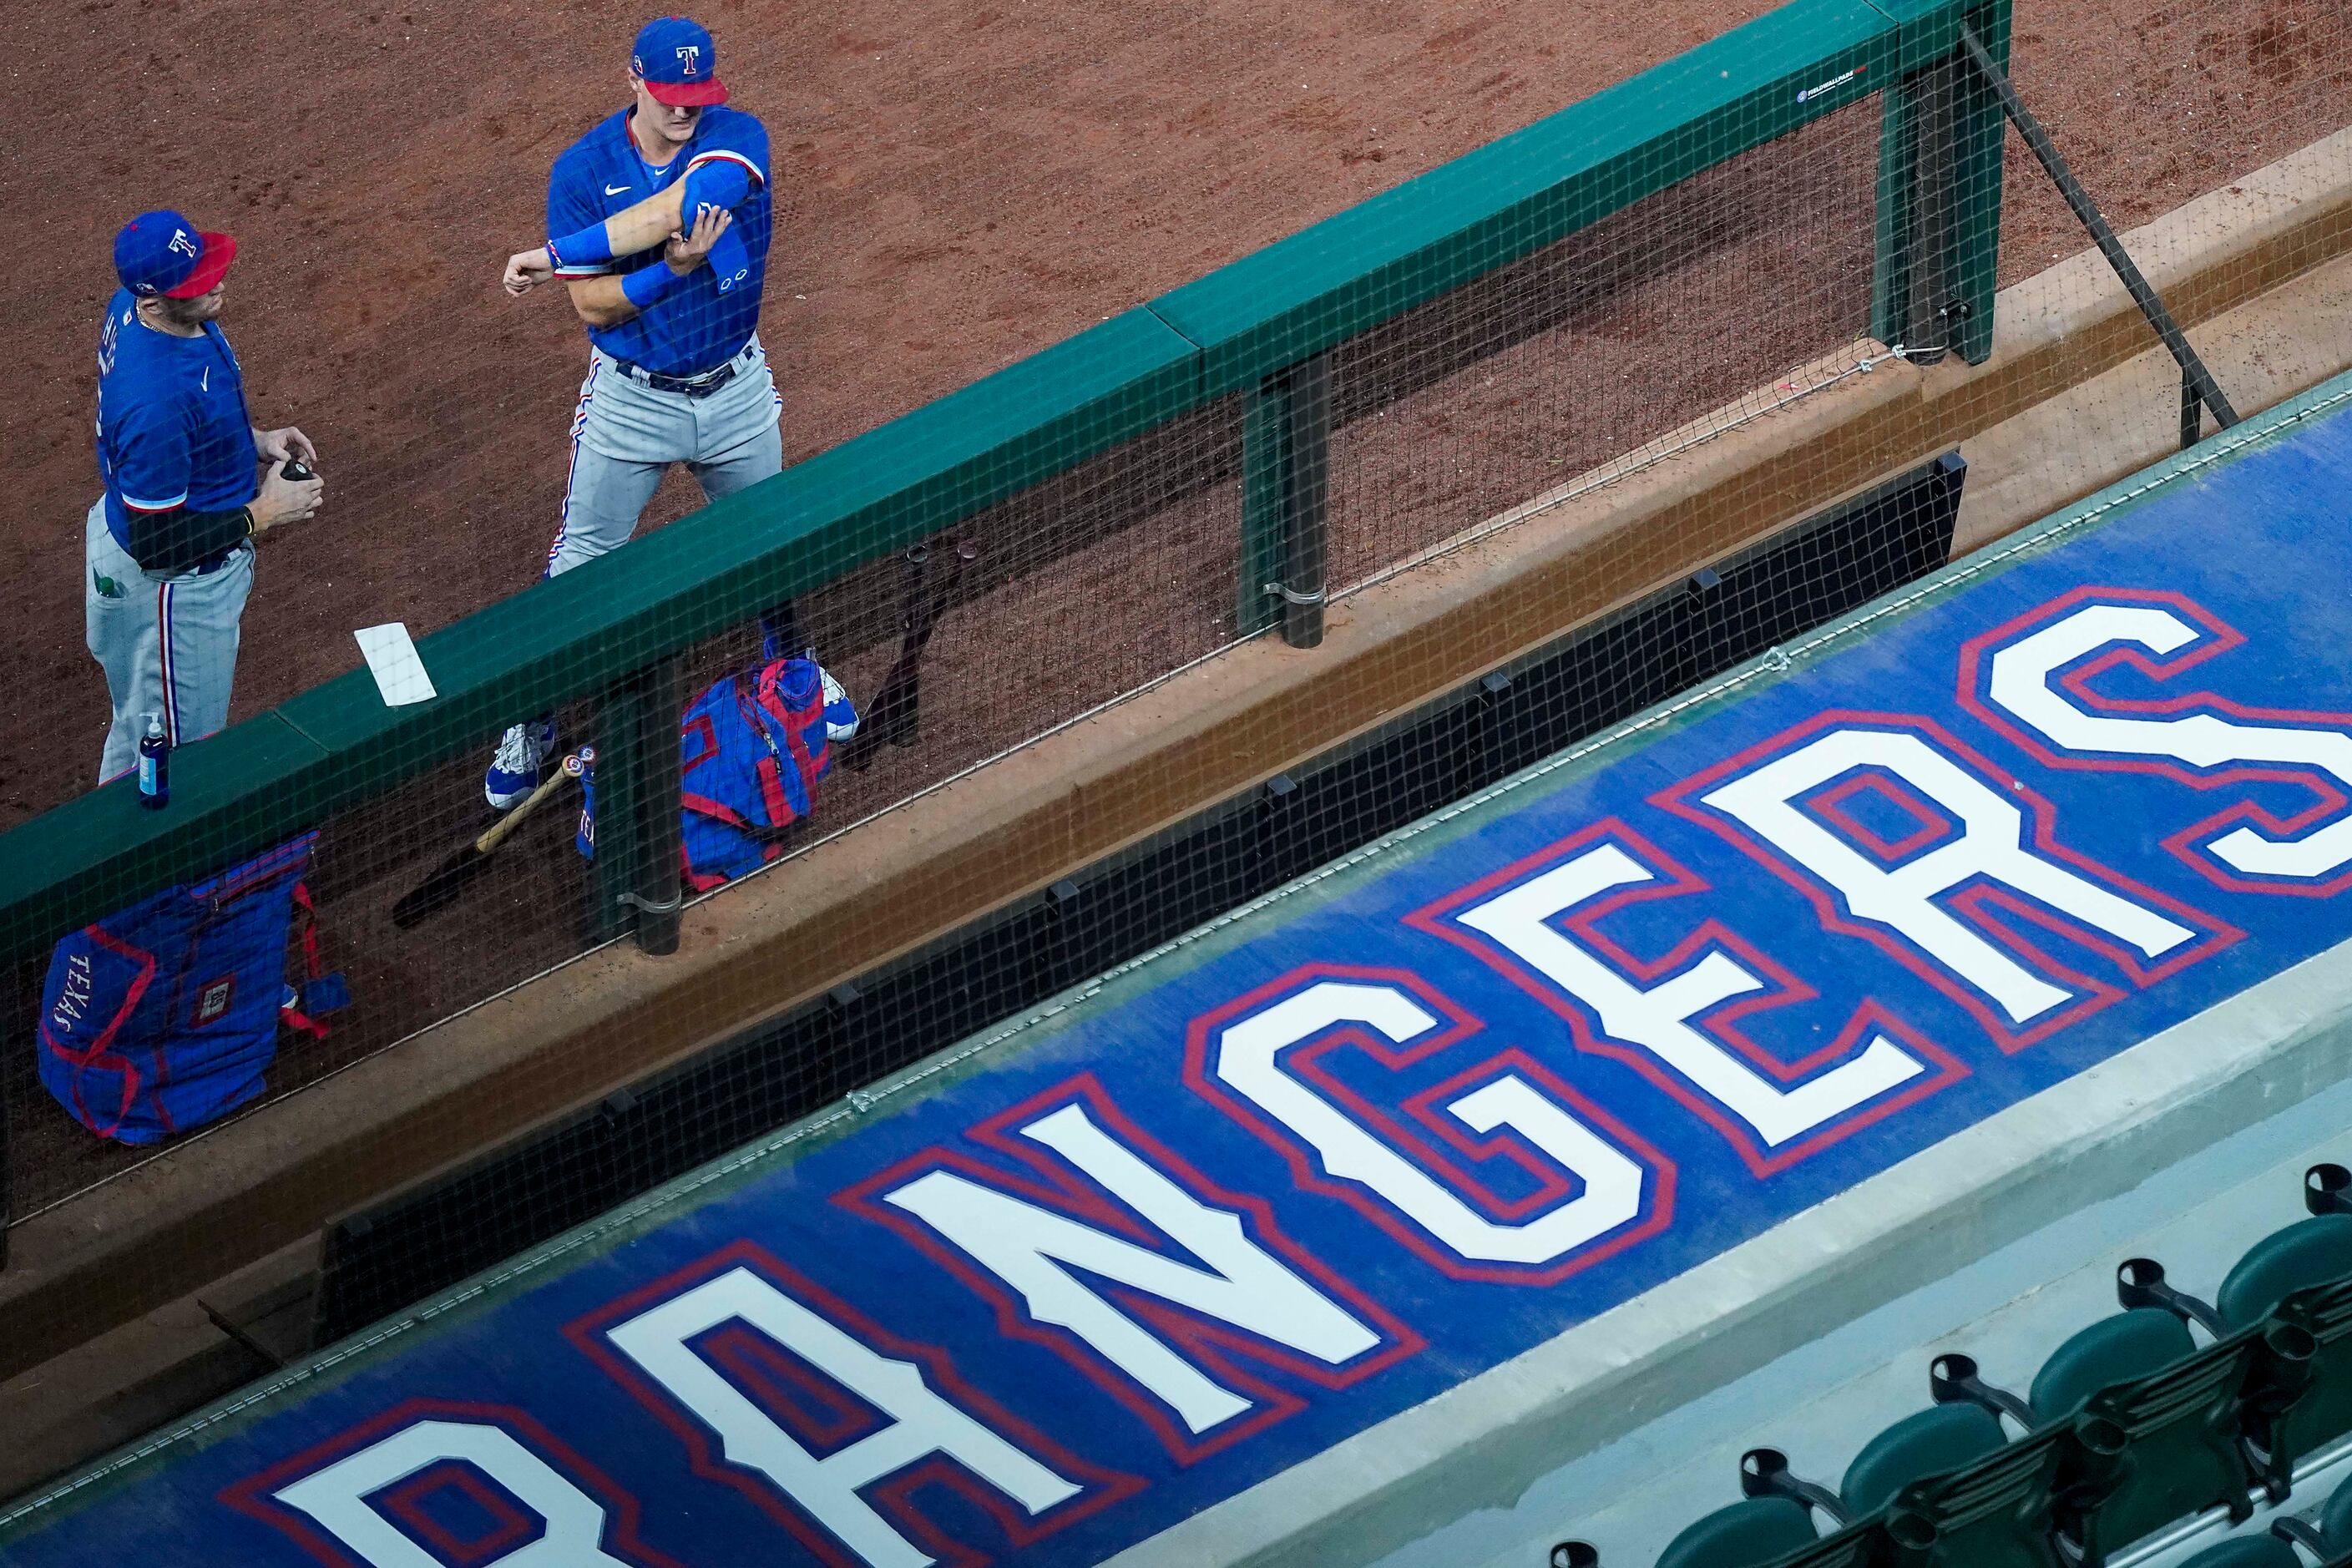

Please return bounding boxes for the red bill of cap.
[644,74,728,106]
[164,231,237,298]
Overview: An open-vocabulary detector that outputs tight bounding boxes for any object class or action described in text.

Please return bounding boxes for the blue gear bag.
[576,654,852,893]
[37,832,346,1145]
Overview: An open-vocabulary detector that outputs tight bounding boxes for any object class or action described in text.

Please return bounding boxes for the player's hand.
[250,458,325,535]
[254,426,316,468]
[503,246,556,296]
[664,204,733,276]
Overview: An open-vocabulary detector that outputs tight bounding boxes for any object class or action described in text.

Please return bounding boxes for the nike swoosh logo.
[604,183,631,195]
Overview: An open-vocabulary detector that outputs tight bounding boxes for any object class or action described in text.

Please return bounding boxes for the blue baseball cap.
[114,210,237,299]
[630,17,727,106]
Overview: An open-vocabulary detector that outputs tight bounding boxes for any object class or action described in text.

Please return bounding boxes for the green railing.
[0,0,2009,976]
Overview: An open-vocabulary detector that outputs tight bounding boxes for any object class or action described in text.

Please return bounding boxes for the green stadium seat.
[1842,1403,2009,1514]
[1875,1424,2069,1568]
[2054,1338,2262,1565]
[1654,1496,1819,1568]
[2217,1216,2352,1331]
[2218,1167,2352,1491]
[2175,1536,2301,1568]
[2326,1469,2352,1545]
[2031,1308,2197,1419]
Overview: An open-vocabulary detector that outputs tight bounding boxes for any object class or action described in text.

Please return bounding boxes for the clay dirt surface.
[0,0,2347,1208]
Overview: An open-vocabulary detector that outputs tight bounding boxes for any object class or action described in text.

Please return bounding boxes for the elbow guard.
[681,159,754,217]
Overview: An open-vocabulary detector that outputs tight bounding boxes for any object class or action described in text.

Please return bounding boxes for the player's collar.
[624,106,690,173]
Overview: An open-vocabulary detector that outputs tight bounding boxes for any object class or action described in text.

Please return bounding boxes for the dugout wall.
[5,0,2351,1401]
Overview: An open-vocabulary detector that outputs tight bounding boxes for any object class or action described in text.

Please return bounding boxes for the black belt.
[615,346,752,398]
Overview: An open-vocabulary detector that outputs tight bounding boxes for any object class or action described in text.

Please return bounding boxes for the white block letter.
[274,1419,630,1568]
[1702,728,2193,1023]
[884,1102,1381,1434]
[1213,980,1646,1266]
[1455,842,1924,1146]
[1990,601,2352,879]
[606,1267,1080,1568]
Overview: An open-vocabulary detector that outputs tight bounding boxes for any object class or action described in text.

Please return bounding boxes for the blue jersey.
[94,288,257,554]
[547,105,772,377]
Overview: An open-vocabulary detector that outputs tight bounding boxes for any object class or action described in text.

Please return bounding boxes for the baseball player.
[88,210,324,783]
[484,13,781,810]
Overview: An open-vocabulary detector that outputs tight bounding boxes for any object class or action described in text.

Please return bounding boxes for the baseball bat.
[392,753,584,928]
[842,544,931,772]
[842,539,977,771]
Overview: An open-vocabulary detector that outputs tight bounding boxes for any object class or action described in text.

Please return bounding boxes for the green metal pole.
[1238,372,1293,637]
[591,655,685,954]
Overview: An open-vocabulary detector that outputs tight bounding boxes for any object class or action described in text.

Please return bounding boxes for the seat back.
[1656,1496,1818,1568]
[1884,1424,2069,1568]
[2218,1216,2352,1331]
[2031,1310,2196,1420]
[2061,1338,2260,1565]
[2267,1278,2352,1485]
[1843,1404,2008,1515]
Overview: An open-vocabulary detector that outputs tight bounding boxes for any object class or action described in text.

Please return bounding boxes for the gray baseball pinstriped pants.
[84,500,255,783]
[544,338,784,577]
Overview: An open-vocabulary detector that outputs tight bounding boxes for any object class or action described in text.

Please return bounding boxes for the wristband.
[623,262,690,311]
[545,220,617,271]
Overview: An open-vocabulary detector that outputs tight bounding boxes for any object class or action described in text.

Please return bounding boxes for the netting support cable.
[1957,22,2238,437]
[593,654,687,957]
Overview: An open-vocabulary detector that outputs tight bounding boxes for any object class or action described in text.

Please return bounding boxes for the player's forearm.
[603,184,690,255]
[564,273,642,328]
[550,185,690,272]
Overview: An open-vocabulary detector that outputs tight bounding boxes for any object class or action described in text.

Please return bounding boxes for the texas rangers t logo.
[675,43,702,74]
[168,228,200,260]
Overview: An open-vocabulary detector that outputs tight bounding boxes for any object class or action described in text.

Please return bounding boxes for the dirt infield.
[0,0,2339,834]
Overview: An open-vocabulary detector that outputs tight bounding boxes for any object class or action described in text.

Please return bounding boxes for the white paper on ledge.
[354,622,438,706]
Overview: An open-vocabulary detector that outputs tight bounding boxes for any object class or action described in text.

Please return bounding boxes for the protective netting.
[5,0,2352,1501]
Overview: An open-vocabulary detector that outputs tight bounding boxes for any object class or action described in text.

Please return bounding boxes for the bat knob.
[281,457,313,482]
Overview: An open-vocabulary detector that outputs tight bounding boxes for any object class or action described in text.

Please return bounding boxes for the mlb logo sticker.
[194,975,235,1027]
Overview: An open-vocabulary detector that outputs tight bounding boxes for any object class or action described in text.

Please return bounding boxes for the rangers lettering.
[1698,726,2197,1025]
[880,1100,1384,1436]
[271,1419,638,1568]
[603,1266,1081,1568]
[1982,598,2352,883]
[1205,978,1652,1267]
[1448,839,1928,1148]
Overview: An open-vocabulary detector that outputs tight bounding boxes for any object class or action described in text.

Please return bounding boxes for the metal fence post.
[591,655,685,955]
[1282,352,1332,650]
[1238,352,1333,648]
[1946,0,2012,364]
[1875,0,2010,368]
[1871,71,1917,354]
[2,1049,12,1271]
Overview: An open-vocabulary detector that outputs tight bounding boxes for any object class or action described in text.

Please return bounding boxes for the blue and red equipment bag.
[577,653,851,893]
[37,832,349,1146]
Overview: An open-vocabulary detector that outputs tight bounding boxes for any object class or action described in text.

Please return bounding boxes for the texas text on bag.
[577,653,858,893]
[38,831,350,1146]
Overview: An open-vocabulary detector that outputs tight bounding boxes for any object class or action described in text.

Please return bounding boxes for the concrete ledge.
[6,129,2350,1383]
[1110,937,2352,1568]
